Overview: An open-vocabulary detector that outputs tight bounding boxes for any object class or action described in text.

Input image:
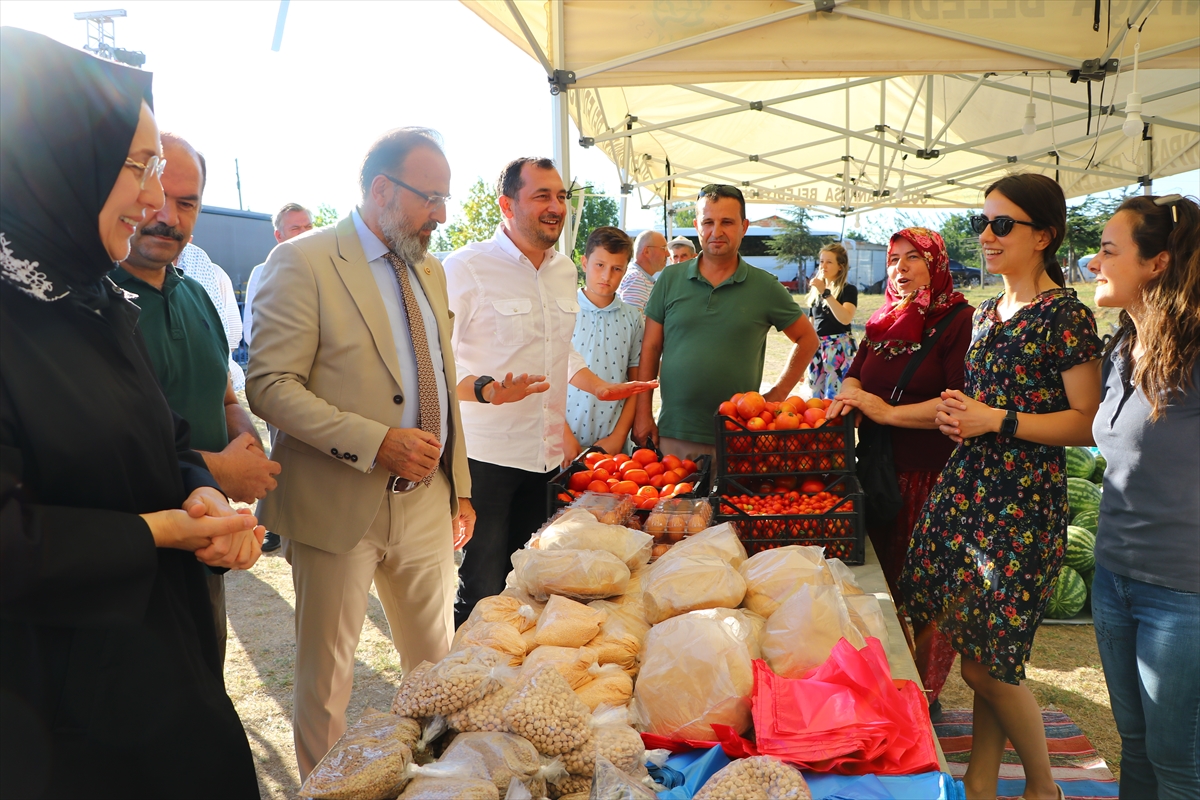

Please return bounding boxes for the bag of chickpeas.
[693,756,812,800]
[511,549,630,602]
[446,678,516,734]
[393,646,515,718]
[559,705,647,779]
[643,554,747,624]
[534,595,607,648]
[502,665,594,756]
[300,710,420,800]
[533,508,653,570]
[392,662,435,715]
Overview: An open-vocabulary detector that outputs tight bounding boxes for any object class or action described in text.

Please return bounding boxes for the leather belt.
[386,475,417,494]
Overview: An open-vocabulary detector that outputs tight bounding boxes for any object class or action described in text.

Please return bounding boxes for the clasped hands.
[141,486,264,570]
[935,389,1002,444]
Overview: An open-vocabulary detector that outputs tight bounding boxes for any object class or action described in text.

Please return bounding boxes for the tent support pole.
[878,79,886,194]
[923,76,934,153]
[549,0,571,252]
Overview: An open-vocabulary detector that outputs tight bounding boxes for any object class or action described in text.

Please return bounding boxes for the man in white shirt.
[615,229,668,311]
[444,157,655,627]
[242,202,315,348]
[177,242,246,391]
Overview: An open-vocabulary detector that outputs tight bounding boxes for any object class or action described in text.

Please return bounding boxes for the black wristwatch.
[821,288,832,299]
[474,375,495,403]
[1000,409,1019,437]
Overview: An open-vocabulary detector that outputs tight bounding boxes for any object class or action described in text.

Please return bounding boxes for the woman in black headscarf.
[1,28,262,799]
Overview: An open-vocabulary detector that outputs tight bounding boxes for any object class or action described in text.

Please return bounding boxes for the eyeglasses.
[382,174,451,210]
[124,155,166,190]
[698,184,745,202]
[968,214,1038,237]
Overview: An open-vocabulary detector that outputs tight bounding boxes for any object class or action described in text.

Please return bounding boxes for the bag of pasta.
[739,545,832,618]
[511,549,630,602]
[689,607,766,660]
[693,755,812,800]
[584,601,649,672]
[560,705,647,778]
[393,646,514,718]
[439,732,562,799]
[454,621,527,667]
[760,584,865,678]
[502,665,594,756]
[535,595,607,648]
[520,645,598,689]
[300,710,420,800]
[573,663,634,711]
[533,508,653,569]
[652,523,747,568]
[643,554,746,624]
[631,612,755,740]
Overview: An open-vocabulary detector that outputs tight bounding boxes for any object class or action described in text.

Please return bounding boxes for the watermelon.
[1072,509,1099,536]
[1047,566,1087,619]
[1067,477,1102,518]
[1066,447,1096,479]
[1065,525,1096,572]
[1091,453,1107,484]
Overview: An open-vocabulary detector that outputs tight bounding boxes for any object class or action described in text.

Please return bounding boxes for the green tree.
[767,206,833,266]
[939,212,981,268]
[438,177,502,252]
[670,201,696,229]
[1063,194,1124,270]
[570,192,621,268]
[312,202,339,228]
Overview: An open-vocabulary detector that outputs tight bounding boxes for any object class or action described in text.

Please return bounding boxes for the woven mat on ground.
[934,709,1117,800]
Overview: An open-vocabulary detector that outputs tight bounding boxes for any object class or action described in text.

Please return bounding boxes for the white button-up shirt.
[445,227,586,473]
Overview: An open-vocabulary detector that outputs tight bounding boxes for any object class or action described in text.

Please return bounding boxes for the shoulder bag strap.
[888,303,970,405]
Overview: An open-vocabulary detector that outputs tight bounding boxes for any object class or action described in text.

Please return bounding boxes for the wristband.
[821,288,832,299]
[1000,409,1018,437]
[474,375,495,403]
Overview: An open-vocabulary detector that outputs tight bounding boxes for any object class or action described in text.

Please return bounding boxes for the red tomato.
[746,417,766,431]
[649,474,667,489]
[801,479,825,493]
[674,482,693,495]
[718,401,737,418]
[736,392,766,420]
[567,470,594,491]
[584,451,606,467]
[643,462,665,478]
[592,468,611,482]
[611,480,639,495]
[624,468,650,486]
[638,496,658,510]
[612,454,631,465]
[775,410,800,430]
[586,480,609,493]
[632,448,658,466]
[759,410,774,425]
[636,485,659,500]
[594,458,618,475]
[680,459,698,476]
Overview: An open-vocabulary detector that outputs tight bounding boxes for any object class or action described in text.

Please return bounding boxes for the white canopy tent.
[462,0,1198,234]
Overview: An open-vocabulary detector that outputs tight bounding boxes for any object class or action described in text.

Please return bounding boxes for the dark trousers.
[455,459,555,628]
[205,569,227,673]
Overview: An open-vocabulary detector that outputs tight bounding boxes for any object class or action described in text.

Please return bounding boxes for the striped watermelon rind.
[1047,566,1087,619]
[1072,509,1099,535]
[1066,447,1097,480]
[1091,454,1107,484]
[1067,477,1102,518]
[1065,526,1096,572]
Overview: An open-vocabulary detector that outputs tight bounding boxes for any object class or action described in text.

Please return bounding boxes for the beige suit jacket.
[246,215,470,553]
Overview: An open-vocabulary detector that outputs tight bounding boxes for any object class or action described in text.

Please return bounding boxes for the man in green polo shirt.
[634,185,819,458]
[111,132,280,666]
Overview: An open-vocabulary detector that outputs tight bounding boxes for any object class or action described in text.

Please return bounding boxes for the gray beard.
[379,201,430,266]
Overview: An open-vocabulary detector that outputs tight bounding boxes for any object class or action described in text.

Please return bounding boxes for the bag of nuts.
[446,681,515,734]
[511,549,630,602]
[693,755,812,800]
[534,595,607,648]
[392,662,435,715]
[573,663,633,712]
[299,710,420,800]
[520,645,598,689]
[453,621,527,667]
[643,554,747,625]
[502,665,594,756]
[559,705,646,778]
[394,647,514,718]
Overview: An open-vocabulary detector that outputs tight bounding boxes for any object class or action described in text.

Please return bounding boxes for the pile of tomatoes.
[718,391,834,432]
[561,448,700,510]
[721,487,852,517]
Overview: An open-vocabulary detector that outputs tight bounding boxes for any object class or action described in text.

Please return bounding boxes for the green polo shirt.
[645,256,802,444]
[111,266,230,453]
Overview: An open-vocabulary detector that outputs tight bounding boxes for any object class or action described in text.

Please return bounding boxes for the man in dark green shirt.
[112,132,279,665]
[634,185,819,457]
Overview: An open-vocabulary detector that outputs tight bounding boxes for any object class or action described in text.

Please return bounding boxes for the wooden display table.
[849,537,949,771]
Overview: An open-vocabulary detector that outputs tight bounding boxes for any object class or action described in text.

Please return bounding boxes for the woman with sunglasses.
[903,174,1103,800]
[1088,194,1200,800]
[1,29,260,797]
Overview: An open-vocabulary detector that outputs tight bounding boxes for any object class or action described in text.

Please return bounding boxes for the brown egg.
[687,513,708,533]
[667,515,687,533]
[600,510,622,525]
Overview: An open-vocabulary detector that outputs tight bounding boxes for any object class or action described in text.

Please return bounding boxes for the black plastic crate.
[714,412,855,479]
[546,447,712,521]
[710,474,866,564]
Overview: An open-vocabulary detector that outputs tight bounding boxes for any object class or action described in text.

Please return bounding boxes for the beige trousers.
[284,469,456,779]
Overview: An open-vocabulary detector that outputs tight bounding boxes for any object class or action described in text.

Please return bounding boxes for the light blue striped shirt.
[565,289,644,450]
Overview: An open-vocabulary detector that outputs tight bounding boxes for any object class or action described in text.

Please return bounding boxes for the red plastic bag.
[751,638,939,775]
[639,726,759,759]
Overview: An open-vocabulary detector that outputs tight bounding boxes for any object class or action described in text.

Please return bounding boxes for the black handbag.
[855,304,970,527]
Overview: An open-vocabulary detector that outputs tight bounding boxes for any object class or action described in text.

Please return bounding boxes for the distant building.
[190,206,276,297]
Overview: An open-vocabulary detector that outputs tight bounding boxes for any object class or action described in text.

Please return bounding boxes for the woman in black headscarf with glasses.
[1,28,261,799]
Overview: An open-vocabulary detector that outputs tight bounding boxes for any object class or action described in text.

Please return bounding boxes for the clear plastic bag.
[760,584,865,678]
[398,755,501,800]
[446,682,516,734]
[845,593,889,649]
[689,607,766,660]
[454,621,527,666]
[587,756,658,799]
[826,557,864,596]
[506,776,534,800]
[461,595,541,634]
[439,732,547,798]
[632,613,755,740]
[643,554,747,624]
[693,755,812,800]
[573,662,634,711]
[585,600,650,672]
[533,508,653,569]
[738,545,833,618]
[511,549,630,602]
[549,775,592,798]
[393,646,514,718]
[560,705,647,778]
[502,665,594,756]
[300,710,419,800]
[520,645,599,690]
[535,595,607,648]
[392,662,434,715]
[652,522,747,569]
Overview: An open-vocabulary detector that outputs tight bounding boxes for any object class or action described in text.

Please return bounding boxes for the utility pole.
[235,159,244,211]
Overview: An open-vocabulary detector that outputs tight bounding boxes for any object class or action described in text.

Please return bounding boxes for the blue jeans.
[1092,563,1200,799]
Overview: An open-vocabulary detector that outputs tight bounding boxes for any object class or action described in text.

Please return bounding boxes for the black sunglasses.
[969,214,1038,237]
[698,184,745,201]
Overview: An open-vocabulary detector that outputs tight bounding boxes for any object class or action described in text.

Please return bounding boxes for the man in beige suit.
[246,127,473,778]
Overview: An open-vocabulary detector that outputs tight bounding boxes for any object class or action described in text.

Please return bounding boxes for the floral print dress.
[902,289,1102,684]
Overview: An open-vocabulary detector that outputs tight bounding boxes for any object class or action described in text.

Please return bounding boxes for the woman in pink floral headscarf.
[828,227,972,716]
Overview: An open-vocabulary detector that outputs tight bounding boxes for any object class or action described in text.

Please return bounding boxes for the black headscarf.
[0,26,153,306]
